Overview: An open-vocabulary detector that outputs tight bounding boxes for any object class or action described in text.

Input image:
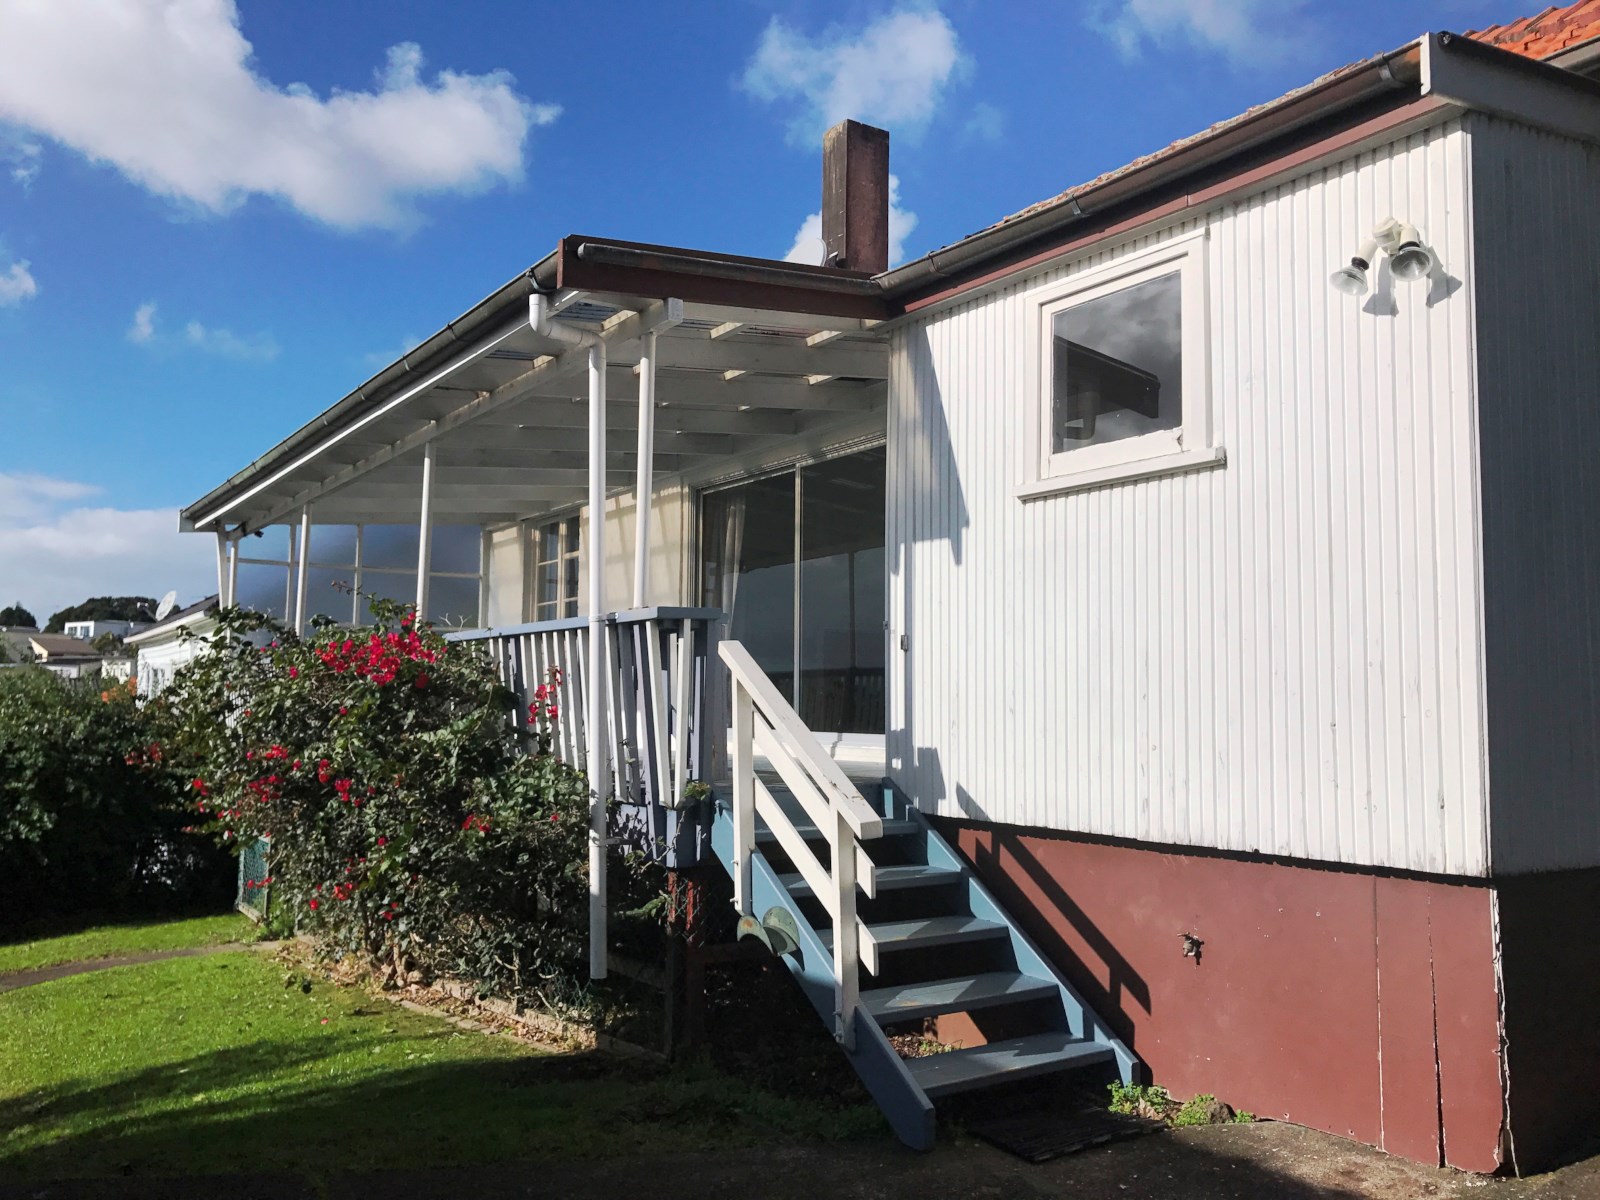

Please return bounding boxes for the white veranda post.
[416,437,437,618]
[293,507,311,634]
[586,340,608,980]
[631,329,656,609]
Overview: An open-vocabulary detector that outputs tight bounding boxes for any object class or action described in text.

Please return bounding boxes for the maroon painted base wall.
[938,821,1507,1173]
[1496,868,1600,1171]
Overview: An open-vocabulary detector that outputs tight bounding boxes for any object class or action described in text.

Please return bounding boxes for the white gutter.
[1421,30,1600,147]
[530,292,611,983]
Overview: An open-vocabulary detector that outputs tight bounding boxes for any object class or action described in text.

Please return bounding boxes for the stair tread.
[757,816,918,843]
[862,971,1059,1021]
[778,864,963,896]
[817,914,1008,951]
[905,1032,1115,1098]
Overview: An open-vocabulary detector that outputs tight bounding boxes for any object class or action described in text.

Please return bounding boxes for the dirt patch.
[14,1121,1600,1200]
[0,944,255,993]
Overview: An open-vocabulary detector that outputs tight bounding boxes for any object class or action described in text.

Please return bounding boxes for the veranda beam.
[236,299,681,535]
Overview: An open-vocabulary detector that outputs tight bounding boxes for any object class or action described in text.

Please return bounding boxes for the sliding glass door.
[701,446,885,736]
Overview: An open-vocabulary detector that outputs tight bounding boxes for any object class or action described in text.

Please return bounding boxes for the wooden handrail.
[720,637,880,1050]
[719,640,883,839]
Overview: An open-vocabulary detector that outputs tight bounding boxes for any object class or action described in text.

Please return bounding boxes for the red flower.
[414,673,429,689]
[308,898,319,910]
[376,837,387,847]
[191,777,208,796]
[288,666,298,679]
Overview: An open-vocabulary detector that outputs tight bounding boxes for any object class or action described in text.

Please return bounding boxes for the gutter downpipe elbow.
[530,292,610,982]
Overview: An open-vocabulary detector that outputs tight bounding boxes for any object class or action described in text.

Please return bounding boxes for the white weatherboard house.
[181,13,1600,1174]
[124,596,219,696]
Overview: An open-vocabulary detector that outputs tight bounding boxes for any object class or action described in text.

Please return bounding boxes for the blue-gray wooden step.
[817,914,1008,954]
[777,863,963,898]
[757,815,919,844]
[906,1032,1117,1098]
[862,971,1061,1023]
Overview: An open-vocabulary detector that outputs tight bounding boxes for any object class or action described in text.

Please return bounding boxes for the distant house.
[62,618,151,642]
[26,634,105,679]
[0,625,39,666]
[125,596,219,696]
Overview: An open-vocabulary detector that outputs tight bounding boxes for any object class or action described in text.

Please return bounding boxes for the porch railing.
[446,607,720,866]
[720,639,884,1050]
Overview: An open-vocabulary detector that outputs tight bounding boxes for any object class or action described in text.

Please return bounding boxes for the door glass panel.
[701,472,796,702]
[799,448,886,734]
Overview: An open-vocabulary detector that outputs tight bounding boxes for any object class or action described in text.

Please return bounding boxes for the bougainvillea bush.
[151,598,609,1002]
[0,670,229,924]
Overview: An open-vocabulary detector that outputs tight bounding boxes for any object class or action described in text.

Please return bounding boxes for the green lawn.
[0,913,254,975]
[0,946,882,1181]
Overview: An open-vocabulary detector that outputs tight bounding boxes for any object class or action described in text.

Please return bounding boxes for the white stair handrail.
[720,638,883,1051]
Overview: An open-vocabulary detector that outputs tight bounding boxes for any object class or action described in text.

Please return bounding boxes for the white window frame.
[527,514,580,622]
[1019,228,1222,500]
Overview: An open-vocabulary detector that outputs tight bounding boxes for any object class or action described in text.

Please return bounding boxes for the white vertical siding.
[888,119,1490,876]
[1470,116,1600,876]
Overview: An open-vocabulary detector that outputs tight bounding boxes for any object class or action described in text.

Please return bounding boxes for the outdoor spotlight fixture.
[1329,217,1436,296]
[1329,237,1378,296]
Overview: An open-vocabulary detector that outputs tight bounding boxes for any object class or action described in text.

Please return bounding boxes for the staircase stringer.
[711,807,937,1149]
[904,799,1140,1086]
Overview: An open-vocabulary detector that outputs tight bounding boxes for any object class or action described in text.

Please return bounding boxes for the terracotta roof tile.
[1465,1,1600,59]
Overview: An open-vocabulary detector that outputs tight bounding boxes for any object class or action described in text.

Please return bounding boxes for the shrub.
[0,669,230,924]
[151,598,630,1004]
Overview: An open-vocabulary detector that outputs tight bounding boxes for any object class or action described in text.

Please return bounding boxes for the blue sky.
[0,0,1508,618]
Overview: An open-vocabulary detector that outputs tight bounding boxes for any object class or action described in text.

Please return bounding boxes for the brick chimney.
[822,120,890,274]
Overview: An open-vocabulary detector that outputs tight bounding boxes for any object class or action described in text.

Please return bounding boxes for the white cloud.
[125,301,277,360]
[0,259,37,305]
[784,174,919,268]
[743,8,965,144]
[962,102,1004,142]
[0,472,214,621]
[128,301,157,344]
[0,1,561,230]
[184,319,278,362]
[1089,0,1316,65]
[1,127,41,187]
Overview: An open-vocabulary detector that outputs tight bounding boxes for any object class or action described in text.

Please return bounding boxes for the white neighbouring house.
[62,618,151,642]
[125,596,219,696]
[175,9,1600,1176]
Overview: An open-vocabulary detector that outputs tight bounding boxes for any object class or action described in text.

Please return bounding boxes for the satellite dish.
[154,591,178,621]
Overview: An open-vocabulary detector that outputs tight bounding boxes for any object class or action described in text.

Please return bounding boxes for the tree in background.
[45,596,156,634]
[0,603,36,628]
[91,633,123,655]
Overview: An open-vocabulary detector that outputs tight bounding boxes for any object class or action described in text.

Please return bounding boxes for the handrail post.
[833,806,859,1051]
[731,682,755,915]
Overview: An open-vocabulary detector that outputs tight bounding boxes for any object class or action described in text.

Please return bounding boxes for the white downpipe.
[293,507,312,634]
[531,293,610,981]
[213,530,228,603]
[631,330,656,609]
[415,438,437,619]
